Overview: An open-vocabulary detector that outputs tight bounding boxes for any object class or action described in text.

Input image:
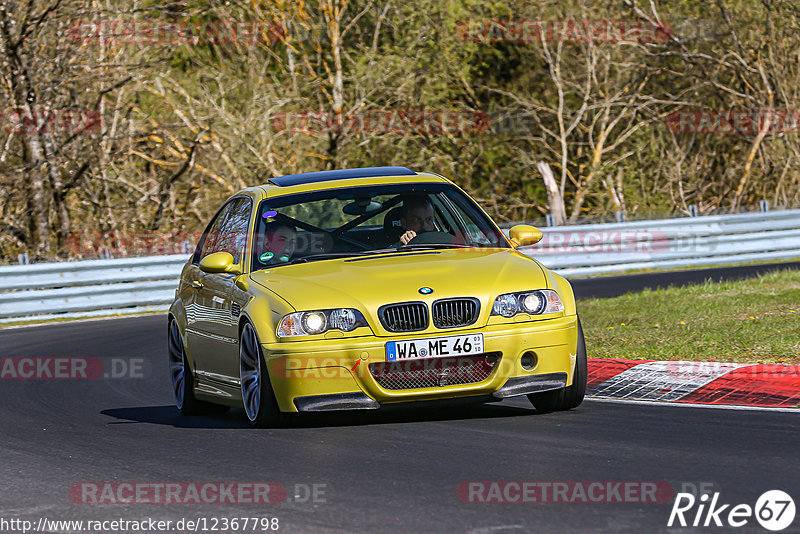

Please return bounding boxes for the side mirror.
[199,252,242,274]
[508,225,543,248]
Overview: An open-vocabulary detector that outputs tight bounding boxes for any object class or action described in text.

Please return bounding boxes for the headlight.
[301,312,326,334]
[492,294,519,317]
[522,292,546,314]
[542,290,564,313]
[491,290,563,318]
[328,309,358,331]
[277,309,368,337]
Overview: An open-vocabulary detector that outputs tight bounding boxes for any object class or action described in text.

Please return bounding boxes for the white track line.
[0,312,162,330]
[586,396,800,413]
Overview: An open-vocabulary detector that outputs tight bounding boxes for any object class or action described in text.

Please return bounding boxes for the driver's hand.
[399,230,417,245]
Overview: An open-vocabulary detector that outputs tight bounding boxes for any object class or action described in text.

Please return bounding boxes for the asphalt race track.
[2,267,800,533]
[570,260,800,299]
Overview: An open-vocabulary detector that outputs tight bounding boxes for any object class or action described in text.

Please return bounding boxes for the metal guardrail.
[1,209,799,322]
[525,208,800,276]
[0,255,187,322]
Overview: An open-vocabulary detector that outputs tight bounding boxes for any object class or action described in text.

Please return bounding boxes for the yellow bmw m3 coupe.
[168,167,586,427]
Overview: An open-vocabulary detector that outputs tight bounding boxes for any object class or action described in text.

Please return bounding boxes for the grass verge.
[580,267,800,364]
[571,257,800,278]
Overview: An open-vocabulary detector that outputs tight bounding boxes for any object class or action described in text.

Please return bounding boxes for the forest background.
[2,0,798,260]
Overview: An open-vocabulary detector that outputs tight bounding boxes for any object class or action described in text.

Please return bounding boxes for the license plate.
[386,334,484,362]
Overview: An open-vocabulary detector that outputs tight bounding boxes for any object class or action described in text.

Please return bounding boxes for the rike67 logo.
[668,490,796,531]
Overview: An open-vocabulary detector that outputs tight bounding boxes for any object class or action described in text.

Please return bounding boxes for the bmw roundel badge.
[418,287,433,295]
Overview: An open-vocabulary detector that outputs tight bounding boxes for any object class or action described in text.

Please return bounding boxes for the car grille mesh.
[379,302,428,332]
[432,298,480,329]
[369,353,501,390]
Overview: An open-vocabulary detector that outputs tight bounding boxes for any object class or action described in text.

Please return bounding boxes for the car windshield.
[251,182,509,270]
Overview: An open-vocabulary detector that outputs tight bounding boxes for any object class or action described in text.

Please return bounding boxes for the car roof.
[245,168,452,199]
[269,166,416,186]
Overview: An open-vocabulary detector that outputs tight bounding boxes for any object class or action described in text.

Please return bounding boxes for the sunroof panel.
[269,166,416,187]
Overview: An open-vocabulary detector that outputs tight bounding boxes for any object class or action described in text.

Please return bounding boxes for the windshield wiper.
[289,252,363,264]
[359,248,399,255]
[288,245,474,265]
[396,243,473,251]
[289,249,398,264]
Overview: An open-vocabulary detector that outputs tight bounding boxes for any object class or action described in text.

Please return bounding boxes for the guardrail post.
[17,253,29,265]
[688,205,698,217]
[615,211,625,223]
[760,200,769,212]
[545,213,555,227]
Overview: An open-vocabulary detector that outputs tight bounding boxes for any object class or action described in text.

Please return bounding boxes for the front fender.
[239,279,295,344]
[548,271,577,317]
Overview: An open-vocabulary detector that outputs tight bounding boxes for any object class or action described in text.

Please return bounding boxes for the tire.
[168,319,227,415]
[527,317,588,412]
[239,322,286,428]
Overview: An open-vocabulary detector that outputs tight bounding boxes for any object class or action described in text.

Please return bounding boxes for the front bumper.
[492,373,568,398]
[294,392,381,412]
[264,315,578,413]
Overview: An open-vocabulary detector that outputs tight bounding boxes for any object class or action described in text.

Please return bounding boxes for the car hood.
[249,248,548,334]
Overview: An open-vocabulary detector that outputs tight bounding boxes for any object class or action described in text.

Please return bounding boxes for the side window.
[443,192,498,245]
[212,198,252,264]
[193,203,233,264]
[428,196,456,234]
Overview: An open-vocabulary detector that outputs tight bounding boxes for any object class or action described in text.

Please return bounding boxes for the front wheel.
[239,322,286,428]
[527,317,587,412]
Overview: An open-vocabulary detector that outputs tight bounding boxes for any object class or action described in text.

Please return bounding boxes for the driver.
[257,222,297,264]
[398,195,437,245]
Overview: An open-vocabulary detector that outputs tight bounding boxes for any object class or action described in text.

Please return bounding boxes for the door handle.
[191,280,203,289]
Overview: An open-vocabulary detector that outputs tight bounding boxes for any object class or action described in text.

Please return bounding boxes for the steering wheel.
[405,231,454,246]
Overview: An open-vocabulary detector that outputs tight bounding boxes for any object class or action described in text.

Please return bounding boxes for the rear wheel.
[527,317,587,412]
[240,322,286,428]
[168,319,226,415]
